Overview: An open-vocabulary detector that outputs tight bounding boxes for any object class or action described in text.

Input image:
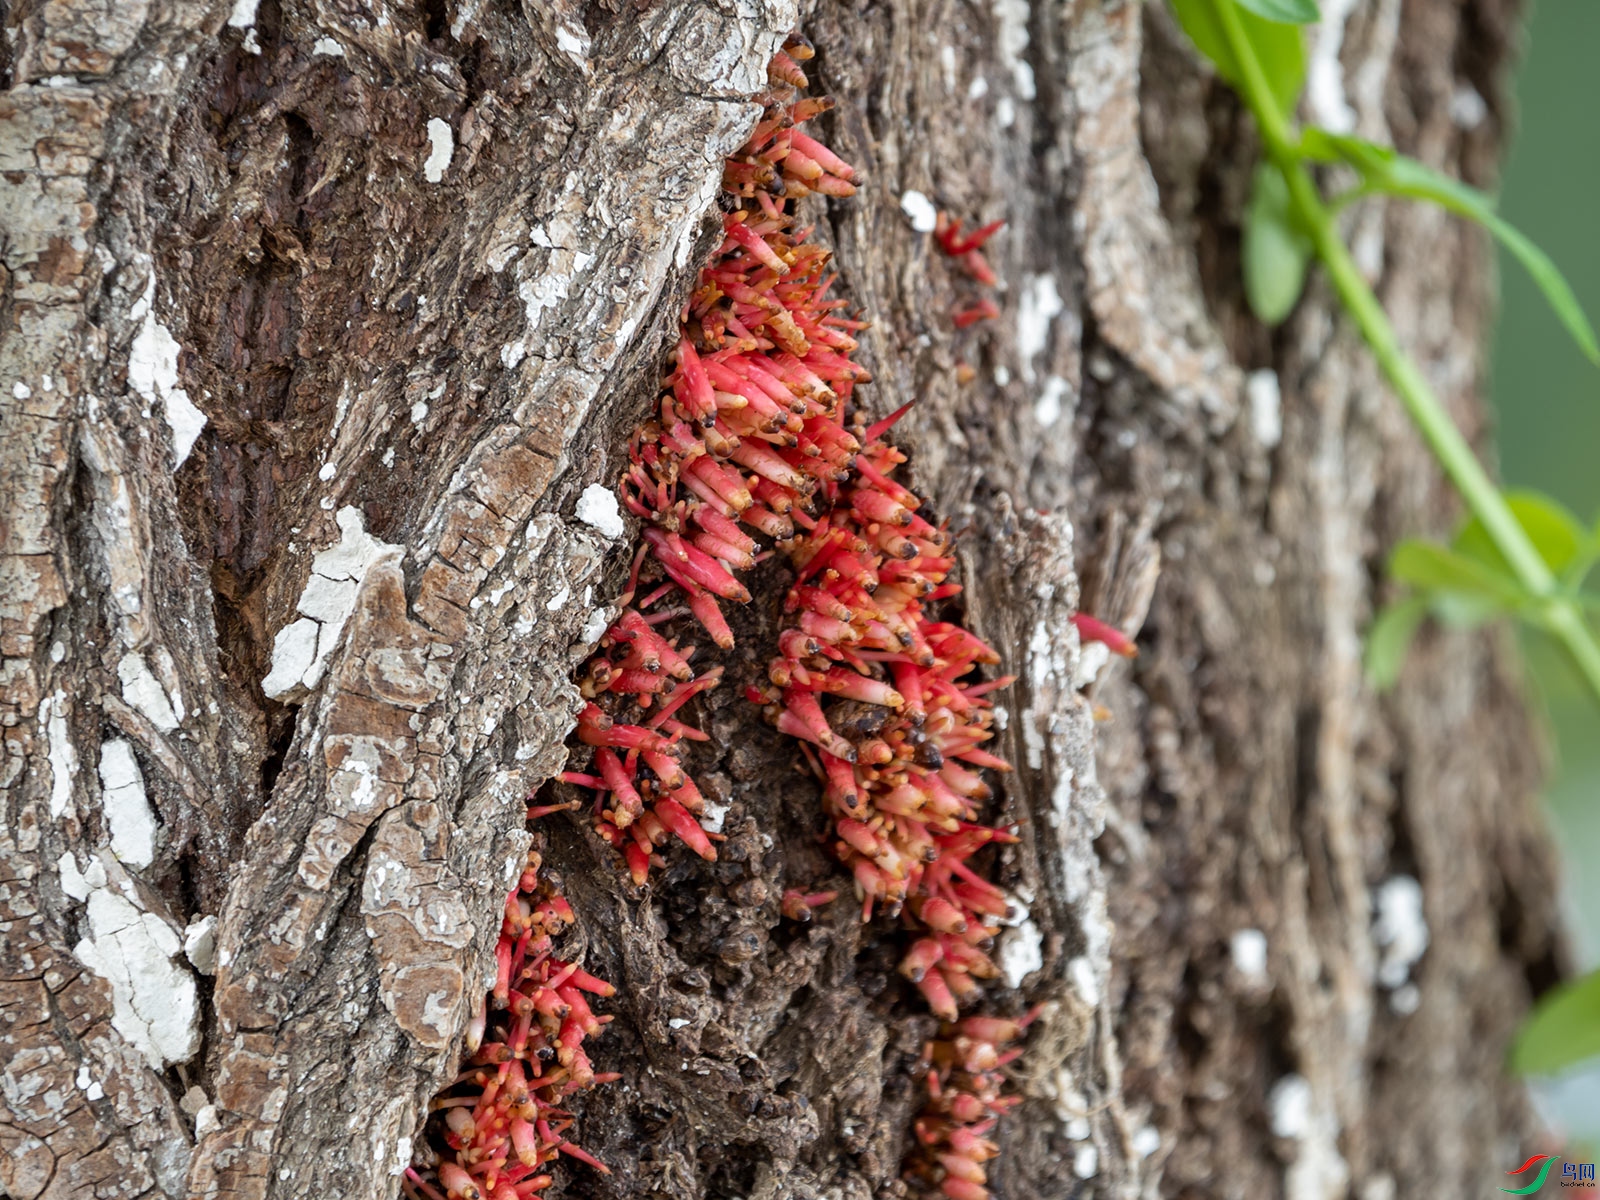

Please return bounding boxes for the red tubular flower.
[934,216,1005,327]
[935,217,1006,257]
[1072,610,1138,657]
[781,888,839,920]
[951,298,1000,329]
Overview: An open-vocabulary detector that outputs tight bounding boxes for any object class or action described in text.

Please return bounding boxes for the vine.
[1170,0,1600,1083]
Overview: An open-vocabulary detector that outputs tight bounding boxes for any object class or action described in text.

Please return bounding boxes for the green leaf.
[1299,133,1600,365]
[1485,216,1600,365]
[1388,539,1528,609]
[1234,0,1321,22]
[1243,163,1314,324]
[1364,596,1428,691]
[1427,590,1506,631]
[1170,0,1308,118]
[1299,128,1394,170]
[1453,490,1592,579]
[1514,968,1600,1077]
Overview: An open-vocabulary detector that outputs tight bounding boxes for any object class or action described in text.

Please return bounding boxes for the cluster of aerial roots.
[413,37,1131,1200]
[405,838,617,1200]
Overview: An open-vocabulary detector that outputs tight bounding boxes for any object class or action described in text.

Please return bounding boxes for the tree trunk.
[0,0,1562,1198]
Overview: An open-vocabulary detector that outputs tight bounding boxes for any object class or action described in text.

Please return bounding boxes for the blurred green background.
[1490,0,1600,1140]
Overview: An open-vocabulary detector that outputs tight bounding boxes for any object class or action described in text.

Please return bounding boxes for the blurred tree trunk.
[0,0,1561,1198]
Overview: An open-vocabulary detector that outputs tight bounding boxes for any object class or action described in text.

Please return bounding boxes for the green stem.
[1209,0,1600,700]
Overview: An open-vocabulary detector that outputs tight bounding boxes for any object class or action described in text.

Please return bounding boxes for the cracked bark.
[0,1,1561,1199]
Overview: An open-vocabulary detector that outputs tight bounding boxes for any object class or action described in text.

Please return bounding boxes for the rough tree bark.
[0,0,1564,1199]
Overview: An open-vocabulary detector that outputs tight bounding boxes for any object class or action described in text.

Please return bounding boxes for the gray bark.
[0,1,1560,1199]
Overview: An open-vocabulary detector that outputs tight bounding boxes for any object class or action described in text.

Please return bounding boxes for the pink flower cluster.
[559,35,869,883]
[908,1014,1036,1200]
[419,38,1076,1200]
[744,416,1023,1023]
[405,840,617,1200]
[560,40,1025,1044]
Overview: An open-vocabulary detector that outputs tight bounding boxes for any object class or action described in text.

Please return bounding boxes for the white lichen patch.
[1072,1144,1098,1180]
[75,1063,104,1101]
[450,0,483,38]
[128,279,207,467]
[118,652,180,732]
[1269,1073,1312,1138]
[899,190,938,233]
[993,0,1036,100]
[153,648,186,723]
[1067,955,1099,1007]
[184,915,218,975]
[1017,273,1063,383]
[41,691,78,818]
[1022,620,1054,770]
[1071,640,1110,689]
[59,852,94,901]
[1270,1071,1351,1200]
[700,797,730,834]
[1306,0,1360,134]
[1389,983,1420,1016]
[73,888,200,1068]
[579,607,610,646]
[312,36,345,57]
[227,0,260,28]
[389,1134,414,1177]
[1034,374,1070,427]
[517,242,595,334]
[99,738,156,868]
[555,24,590,68]
[423,118,454,183]
[1230,927,1269,984]
[261,620,319,698]
[997,917,1043,988]
[1372,875,1428,989]
[1450,85,1488,130]
[1247,368,1282,448]
[262,506,401,699]
[1049,1071,1096,1141]
[575,483,625,539]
